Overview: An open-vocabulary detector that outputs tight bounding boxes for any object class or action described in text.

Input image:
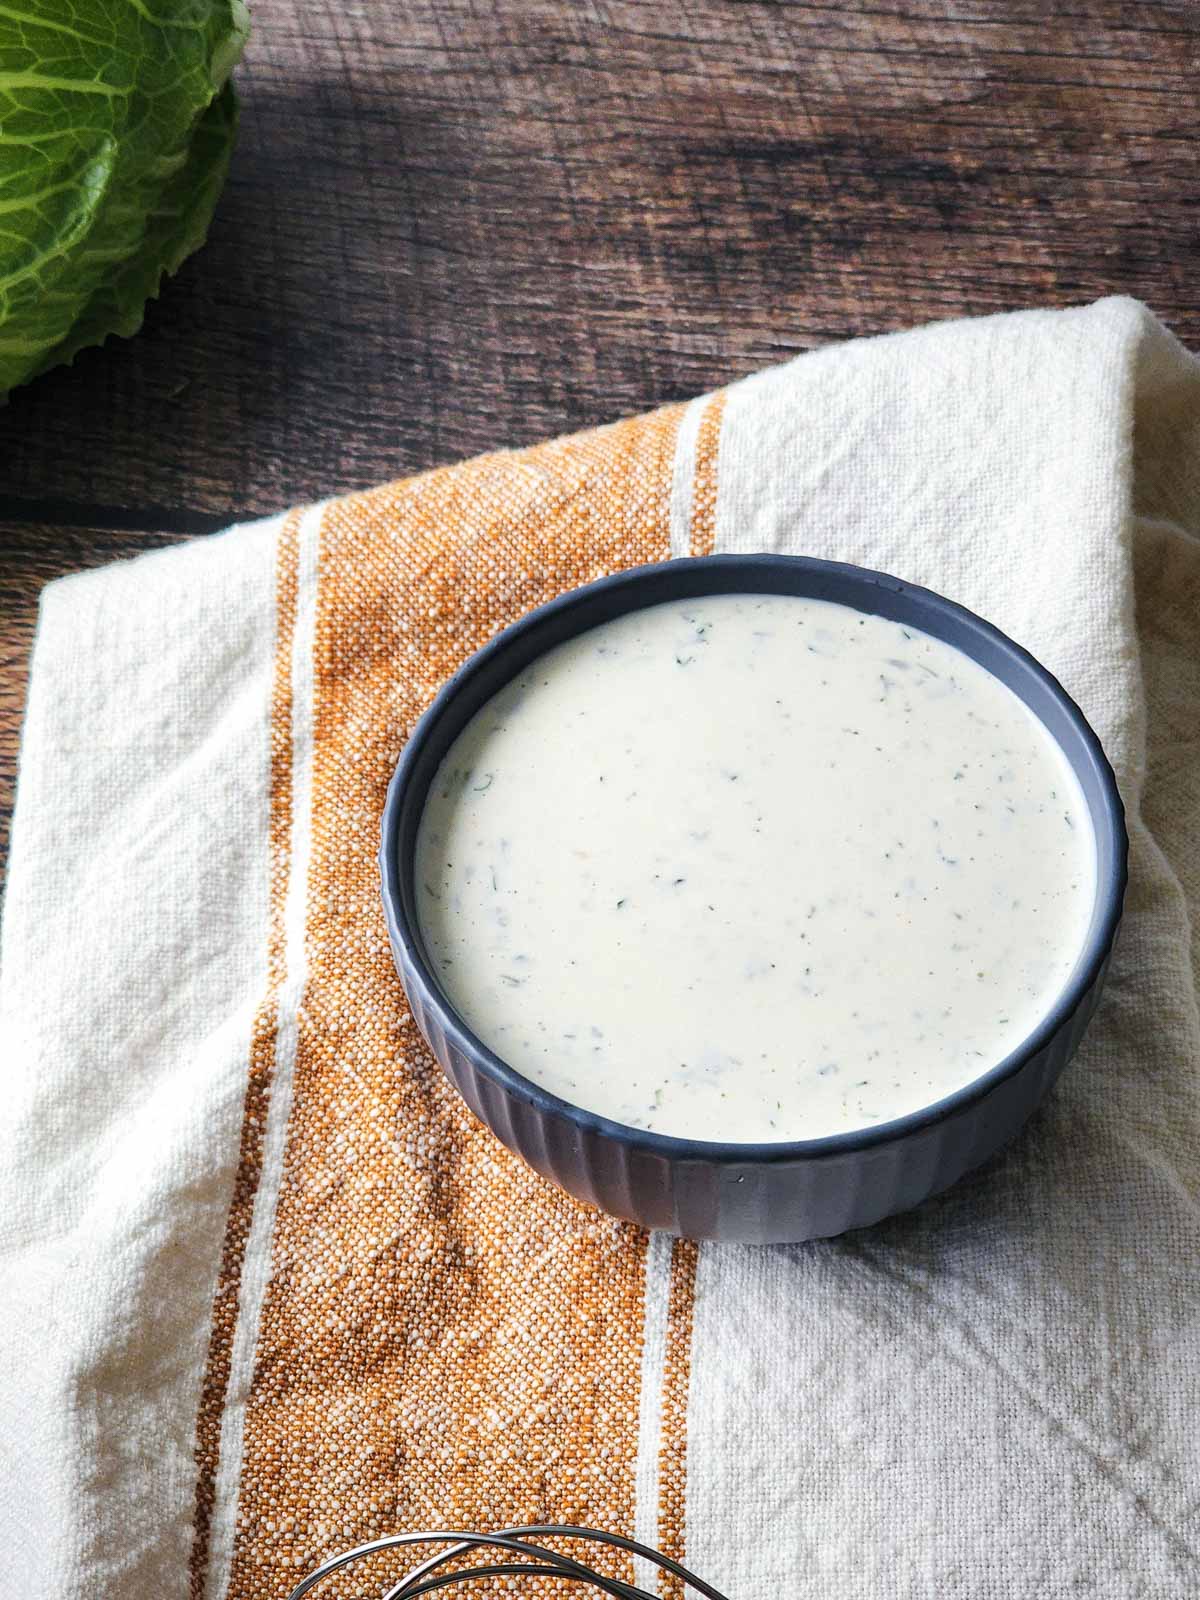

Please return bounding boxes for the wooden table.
[2,0,1196,869]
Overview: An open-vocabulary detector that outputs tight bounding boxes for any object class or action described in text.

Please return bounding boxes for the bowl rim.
[379,553,1129,1165]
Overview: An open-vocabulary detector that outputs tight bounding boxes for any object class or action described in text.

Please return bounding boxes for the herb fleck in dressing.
[415,595,1096,1142]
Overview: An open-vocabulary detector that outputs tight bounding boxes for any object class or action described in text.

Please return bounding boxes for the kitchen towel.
[3,296,1199,1600]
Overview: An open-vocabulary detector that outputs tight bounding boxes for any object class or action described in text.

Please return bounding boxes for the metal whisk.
[288,1524,732,1599]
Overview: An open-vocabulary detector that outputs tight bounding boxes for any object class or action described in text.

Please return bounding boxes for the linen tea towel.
[3,295,1199,1599]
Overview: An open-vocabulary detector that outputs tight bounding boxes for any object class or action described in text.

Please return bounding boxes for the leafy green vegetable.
[0,0,250,394]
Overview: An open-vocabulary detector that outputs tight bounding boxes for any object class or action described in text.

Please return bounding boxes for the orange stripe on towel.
[689,391,727,557]
[656,1238,700,1598]
[221,406,685,1600]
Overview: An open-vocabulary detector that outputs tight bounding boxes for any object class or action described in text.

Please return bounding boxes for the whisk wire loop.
[385,1564,617,1597]
[288,1523,732,1600]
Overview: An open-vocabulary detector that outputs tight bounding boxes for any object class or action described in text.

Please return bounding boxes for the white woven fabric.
[3,297,1198,1598]
[686,297,1200,1597]
[1,517,283,1594]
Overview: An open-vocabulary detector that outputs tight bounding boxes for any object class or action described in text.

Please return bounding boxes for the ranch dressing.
[415,594,1096,1142]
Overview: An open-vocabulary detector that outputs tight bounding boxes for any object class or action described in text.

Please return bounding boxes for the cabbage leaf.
[0,0,250,393]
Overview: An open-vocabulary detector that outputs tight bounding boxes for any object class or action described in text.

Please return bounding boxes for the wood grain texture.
[2,0,1198,866]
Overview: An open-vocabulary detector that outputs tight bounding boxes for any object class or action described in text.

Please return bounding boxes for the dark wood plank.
[2,0,1198,871]
[1,0,1196,523]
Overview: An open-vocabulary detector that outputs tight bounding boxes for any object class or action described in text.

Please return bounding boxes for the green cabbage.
[0,0,250,394]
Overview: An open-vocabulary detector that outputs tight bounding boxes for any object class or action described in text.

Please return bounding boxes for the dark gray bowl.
[379,556,1127,1243]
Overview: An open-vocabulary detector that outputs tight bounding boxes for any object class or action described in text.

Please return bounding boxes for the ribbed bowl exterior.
[380,556,1127,1244]
[394,932,1110,1242]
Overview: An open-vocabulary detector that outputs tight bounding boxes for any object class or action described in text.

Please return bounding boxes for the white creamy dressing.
[415,594,1096,1142]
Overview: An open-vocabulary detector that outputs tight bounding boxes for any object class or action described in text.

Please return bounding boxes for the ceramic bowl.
[379,556,1127,1243]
